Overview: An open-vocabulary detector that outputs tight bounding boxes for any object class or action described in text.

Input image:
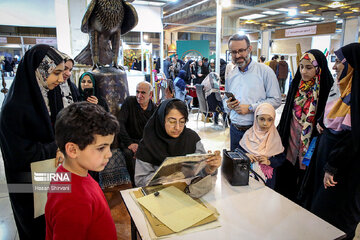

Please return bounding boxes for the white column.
[54,0,72,55]
[160,8,164,74]
[141,31,144,72]
[341,17,360,46]
[261,30,271,63]
[215,0,222,75]
[311,35,331,56]
[54,0,89,57]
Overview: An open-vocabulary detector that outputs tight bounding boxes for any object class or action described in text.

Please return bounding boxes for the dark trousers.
[275,159,305,203]
[230,124,246,151]
[278,78,286,94]
[123,148,136,186]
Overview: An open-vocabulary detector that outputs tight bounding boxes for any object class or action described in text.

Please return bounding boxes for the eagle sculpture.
[74,0,138,69]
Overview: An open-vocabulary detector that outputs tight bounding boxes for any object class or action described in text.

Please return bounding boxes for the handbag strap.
[249,168,266,185]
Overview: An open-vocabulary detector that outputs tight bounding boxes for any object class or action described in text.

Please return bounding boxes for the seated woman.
[239,103,285,189]
[135,99,221,187]
[202,72,227,126]
[174,70,193,109]
[78,72,109,111]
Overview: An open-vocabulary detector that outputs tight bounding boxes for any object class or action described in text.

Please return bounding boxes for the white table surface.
[120,174,345,240]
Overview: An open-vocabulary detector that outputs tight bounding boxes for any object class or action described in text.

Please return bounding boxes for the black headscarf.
[340,43,360,153]
[0,44,64,239]
[182,60,194,84]
[136,99,200,166]
[277,49,334,151]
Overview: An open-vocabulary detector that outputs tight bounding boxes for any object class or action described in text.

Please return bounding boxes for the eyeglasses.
[230,47,249,55]
[166,118,186,128]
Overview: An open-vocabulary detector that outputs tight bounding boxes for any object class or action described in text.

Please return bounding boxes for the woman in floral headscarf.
[275,50,333,202]
[309,43,360,240]
[0,44,65,239]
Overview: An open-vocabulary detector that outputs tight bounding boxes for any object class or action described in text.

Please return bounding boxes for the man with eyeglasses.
[225,34,281,151]
[117,81,156,185]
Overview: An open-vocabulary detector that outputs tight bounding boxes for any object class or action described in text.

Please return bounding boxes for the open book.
[146,153,213,186]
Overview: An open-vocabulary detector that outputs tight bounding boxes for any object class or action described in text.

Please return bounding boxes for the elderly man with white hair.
[117,81,156,185]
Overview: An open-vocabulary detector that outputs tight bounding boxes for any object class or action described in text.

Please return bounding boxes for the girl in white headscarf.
[239,103,285,188]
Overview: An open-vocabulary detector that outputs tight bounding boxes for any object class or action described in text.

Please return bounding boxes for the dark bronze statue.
[74,0,138,69]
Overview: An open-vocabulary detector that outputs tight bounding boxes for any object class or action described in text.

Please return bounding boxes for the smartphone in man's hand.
[225,92,237,101]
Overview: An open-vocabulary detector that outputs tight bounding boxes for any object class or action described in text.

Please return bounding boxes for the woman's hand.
[205,150,221,174]
[55,148,64,167]
[245,153,257,163]
[87,96,98,104]
[316,123,324,134]
[257,155,270,165]
[324,172,337,189]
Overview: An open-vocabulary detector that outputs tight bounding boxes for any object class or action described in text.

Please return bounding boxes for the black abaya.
[0,44,64,239]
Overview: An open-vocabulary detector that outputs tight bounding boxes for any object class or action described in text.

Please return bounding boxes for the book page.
[137,186,214,232]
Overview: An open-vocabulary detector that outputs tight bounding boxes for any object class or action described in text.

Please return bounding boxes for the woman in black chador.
[275,49,333,202]
[0,44,65,239]
[308,43,360,240]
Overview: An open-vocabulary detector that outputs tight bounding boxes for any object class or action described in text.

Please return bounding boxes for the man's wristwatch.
[248,105,254,112]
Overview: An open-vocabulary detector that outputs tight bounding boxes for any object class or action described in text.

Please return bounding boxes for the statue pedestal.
[91,66,129,115]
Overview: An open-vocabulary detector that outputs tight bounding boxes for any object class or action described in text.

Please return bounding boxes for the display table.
[120,175,345,240]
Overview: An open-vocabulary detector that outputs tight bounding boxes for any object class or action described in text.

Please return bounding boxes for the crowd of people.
[0,32,359,239]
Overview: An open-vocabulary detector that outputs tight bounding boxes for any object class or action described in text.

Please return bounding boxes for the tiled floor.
[0,96,358,240]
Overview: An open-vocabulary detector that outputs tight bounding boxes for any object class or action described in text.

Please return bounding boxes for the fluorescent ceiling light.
[327,2,346,9]
[133,0,166,6]
[276,8,290,12]
[221,0,231,7]
[288,9,297,16]
[238,30,245,35]
[306,17,323,21]
[282,20,308,25]
[262,11,281,15]
[239,14,266,20]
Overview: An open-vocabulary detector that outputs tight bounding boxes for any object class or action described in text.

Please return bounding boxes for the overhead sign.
[36,38,57,45]
[285,25,317,37]
[0,37,7,44]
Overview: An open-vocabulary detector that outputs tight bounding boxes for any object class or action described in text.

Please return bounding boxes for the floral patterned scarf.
[35,55,58,115]
[293,53,321,163]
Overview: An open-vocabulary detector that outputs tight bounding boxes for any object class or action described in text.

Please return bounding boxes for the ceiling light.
[244,20,256,24]
[300,11,308,14]
[344,11,353,14]
[300,4,310,7]
[308,9,316,12]
[327,2,346,8]
[319,7,328,10]
[341,6,350,9]
[307,17,323,21]
[276,8,289,12]
[262,11,281,15]
[221,0,231,8]
[282,20,308,25]
[238,30,245,35]
[288,9,297,16]
[239,14,266,20]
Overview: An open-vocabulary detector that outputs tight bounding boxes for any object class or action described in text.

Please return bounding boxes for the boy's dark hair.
[281,55,285,60]
[164,100,189,122]
[55,102,119,153]
[260,56,266,62]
